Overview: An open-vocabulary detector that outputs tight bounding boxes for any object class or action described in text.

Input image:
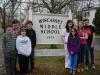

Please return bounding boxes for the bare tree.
[68,0,95,19]
[0,0,10,29]
[0,0,22,31]
[40,0,73,14]
[29,0,73,14]
[30,0,95,19]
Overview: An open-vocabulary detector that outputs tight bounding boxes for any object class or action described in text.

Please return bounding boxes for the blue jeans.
[85,45,90,66]
[85,44,95,67]
[89,47,95,65]
[78,44,88,64]
[70,53,78,70]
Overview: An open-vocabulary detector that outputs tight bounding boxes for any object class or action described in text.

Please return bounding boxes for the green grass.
[30,56,66,75]
[35,44,64,49]
[28,51,100,75]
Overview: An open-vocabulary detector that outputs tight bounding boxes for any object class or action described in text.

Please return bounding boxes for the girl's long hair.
[65,20,74,32]
[70,28,78,37]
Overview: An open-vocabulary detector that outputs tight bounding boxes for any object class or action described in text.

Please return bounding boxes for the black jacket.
[26,28,36,48]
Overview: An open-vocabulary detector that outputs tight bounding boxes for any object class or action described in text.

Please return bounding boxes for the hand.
[64,42,67,44]
[71,51,74,54]
[91,44,94,48]
[65,51,69,55]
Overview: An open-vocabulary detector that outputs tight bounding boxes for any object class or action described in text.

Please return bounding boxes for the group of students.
[2,18,96,75]
[2,20,36,75]
[62,19,96,75]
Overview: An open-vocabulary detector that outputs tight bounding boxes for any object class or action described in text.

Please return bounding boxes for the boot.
[80,64,84,72]
[77,64,81,73]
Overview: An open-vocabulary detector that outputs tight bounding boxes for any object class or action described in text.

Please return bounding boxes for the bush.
[93,7,100,34]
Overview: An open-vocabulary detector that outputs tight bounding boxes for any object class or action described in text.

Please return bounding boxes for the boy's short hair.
[12,19,19,24]
[6,25,13,29]
[25,20,33,25]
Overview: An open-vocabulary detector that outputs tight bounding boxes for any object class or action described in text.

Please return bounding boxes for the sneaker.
[69,69,73,73]
[77,68,81,73]
[85,66,89,70]
[92,64,95,70]
[31,68,38,73]
[73,72,76,75]
[80,68,84,72]
[77,64,81,72]
[81,64,84,72]
[72,70,76,75]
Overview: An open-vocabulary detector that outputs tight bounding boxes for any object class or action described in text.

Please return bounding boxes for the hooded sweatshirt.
[16,35,32,56]
[67,34,80,53]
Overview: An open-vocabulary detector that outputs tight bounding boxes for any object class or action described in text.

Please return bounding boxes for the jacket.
[67,34,80,53]
[26,28,36,48]
[16,35,32,56]
[2,33,16,53]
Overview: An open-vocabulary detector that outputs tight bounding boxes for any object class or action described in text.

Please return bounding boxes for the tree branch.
[41,0,51,12]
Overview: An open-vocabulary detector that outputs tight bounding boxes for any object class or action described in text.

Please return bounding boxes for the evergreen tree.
[93,7,100,34]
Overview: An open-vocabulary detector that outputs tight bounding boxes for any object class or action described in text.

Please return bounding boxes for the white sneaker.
[69,69,72,73]
[92,64,95,69]
[85,66,89,70]
[72,70,76,75]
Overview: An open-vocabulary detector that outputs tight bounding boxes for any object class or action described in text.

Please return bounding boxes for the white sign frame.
[32,14,69,44]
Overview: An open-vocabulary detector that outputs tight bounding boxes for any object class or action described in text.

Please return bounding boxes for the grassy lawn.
[35,44,64,49]
[29,51,100,75]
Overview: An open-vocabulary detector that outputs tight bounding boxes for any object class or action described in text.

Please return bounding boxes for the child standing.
[61,20,74,69]
[67,28,80,75]
[16,29,32,75]
[83,19,96,70]
[25,20,36,72]
[12,19,20,36]
[2,25,16,75]
[77,21,88,72]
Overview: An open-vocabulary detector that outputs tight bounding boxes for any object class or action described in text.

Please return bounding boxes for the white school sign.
[32,14,69,44]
